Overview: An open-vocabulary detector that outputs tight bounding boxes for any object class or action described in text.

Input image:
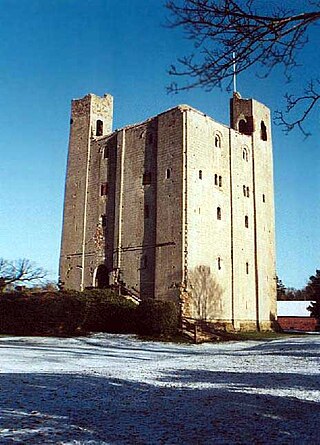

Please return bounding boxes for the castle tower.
[229,93,276,329]
[59,94,113,290]
[59,92,276,331]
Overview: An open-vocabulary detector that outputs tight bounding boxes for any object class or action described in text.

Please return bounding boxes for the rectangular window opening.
[101,182,108,196]
[143,172,152,185]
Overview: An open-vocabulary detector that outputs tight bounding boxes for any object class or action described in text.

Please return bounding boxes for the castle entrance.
[95,265,108,288]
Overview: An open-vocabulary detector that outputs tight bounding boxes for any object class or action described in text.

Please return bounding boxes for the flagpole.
[233,52,237,93]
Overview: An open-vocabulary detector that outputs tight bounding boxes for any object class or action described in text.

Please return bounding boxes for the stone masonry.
[59,92,277,331]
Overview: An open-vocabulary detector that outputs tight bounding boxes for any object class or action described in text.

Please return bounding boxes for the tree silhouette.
[188,265,223,320]
[166,0,320,136]
[0,258,47,293]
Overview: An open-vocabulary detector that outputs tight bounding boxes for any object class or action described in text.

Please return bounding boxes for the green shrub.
[0,289,179,338]
[135,299,180,337]
[80,289,137,333]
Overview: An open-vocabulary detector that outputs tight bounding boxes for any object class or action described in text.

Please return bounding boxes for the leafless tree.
[0,258,47,292]
[166,0,320,136]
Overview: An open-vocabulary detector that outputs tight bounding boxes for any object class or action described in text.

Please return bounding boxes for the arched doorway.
[95,264,108,288]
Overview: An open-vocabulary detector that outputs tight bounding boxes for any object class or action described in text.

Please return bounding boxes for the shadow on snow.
[0,370,319,445]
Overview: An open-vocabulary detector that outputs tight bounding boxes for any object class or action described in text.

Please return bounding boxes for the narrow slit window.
[217,257,221,270]
[242,147,248,162]
[243,185,246,196]
[246,187,249,198]
[96,120,103,136]
[263,194,266,203]
[261,121,267,141]
[166,168,171,179]
[143,172,152,185]
[104,146,109,159]
[219,176,222,187]
[101,182,108,196]
[199,170,203,180]
[214,134,221,148]
[246,262,249,274]
[245,215,249,228]
[217,207,221,220]
[214,174,218,186]
[101,215,107,228]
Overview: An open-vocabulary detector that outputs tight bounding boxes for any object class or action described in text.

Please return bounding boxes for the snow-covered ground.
[0,334,319,444]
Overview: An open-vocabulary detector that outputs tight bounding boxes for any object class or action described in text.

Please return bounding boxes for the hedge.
[0,290,180,337]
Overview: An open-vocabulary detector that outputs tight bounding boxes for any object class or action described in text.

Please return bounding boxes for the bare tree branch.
[166,0,320,134]
[0,258,48,292]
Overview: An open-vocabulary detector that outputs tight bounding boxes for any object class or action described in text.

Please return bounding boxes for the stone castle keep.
[60,92,277,331]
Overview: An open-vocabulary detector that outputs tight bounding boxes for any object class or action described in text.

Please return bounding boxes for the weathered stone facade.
[60,92,277,331]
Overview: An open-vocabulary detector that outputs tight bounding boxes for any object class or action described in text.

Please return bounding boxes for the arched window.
[239,119,247,134]
[214,134,221,148]
[261,121,267,141]
[242,147,248,161]
[95,264,108,288]
[96,120,103,136]
[217,207,221,220]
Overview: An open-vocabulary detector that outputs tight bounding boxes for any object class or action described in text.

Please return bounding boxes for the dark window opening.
[263,194,266,203]
[70,118,73,125]
[104,146,109,159]
[166,168,171,179]
[96,120,103,136]
[243,185,246,196]
[246,186,250,198]
[215,134,221,148]
[199,170,203,180]
[143,172,152,185]
[217,207,221,220]
[101,182,108,196]
[246,262,249,274]
[245,215,249,228]
[238,117,253,135]
[218,257,221,270]
[242,147,248,161]
[239,119,247,134]
[261,121,267,141]
[219,176,222,187]
[101,215,107,227]
[144,204,150,219]
[214,174,218,186]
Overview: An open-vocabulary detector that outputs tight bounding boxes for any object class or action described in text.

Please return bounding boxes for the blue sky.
[0,0,319,289]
